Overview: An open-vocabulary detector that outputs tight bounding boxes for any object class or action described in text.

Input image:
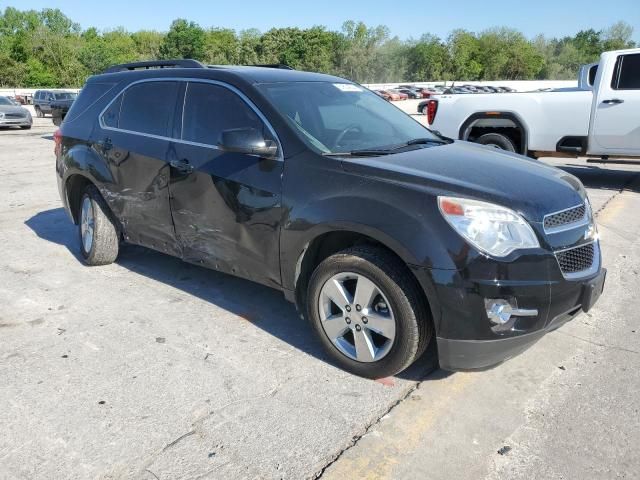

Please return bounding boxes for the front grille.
[544,204,586,231]
[4,113,26,119]
[556,243,595,275]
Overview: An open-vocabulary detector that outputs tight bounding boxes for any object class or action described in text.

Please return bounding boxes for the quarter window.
[116,81,179,136]
[181,82,271,146]
[612,53,640,90]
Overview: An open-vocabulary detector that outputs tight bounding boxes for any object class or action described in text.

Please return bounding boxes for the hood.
[0,105,29,116]
[340,140,585,223]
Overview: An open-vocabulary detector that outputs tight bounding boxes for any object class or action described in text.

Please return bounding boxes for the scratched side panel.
[169,143,284,288]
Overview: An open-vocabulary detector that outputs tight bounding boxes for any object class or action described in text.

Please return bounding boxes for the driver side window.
[181,82,273,147]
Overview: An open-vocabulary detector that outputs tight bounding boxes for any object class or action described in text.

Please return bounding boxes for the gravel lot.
[1,116,639,480]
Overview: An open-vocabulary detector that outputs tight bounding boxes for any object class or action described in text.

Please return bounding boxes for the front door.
[169,81,284,288]
[588,51,640,156]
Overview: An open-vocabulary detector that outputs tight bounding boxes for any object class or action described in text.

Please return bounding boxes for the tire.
[420,104,429,115]
[476,133,516,152]
[307,246,432,378]
[35,106,43,118]
[19,125,32,130]
[78,185,119,266]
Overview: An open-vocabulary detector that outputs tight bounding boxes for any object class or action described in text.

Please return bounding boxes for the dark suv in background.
[34,89,77,118]
[55,60,605,378]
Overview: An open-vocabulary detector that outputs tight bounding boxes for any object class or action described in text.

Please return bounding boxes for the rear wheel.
[78,185,119,266]
[476,132,516,152]
[307,246,432,378]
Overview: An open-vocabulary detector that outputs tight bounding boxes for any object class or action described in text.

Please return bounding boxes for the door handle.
[97,137,112,151]
[170,158,194,174]
[602,99,624,105]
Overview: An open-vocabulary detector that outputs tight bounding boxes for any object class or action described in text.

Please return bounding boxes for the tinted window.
[613,54,640,90]
[118,81,179,136]
[102,94,122,128]
[182,82,270,146]
[53,92,77,100]
[66,83,114,123]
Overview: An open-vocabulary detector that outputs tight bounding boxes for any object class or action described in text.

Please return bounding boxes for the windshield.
[53,92,77,100]
[256,81,439,154]
[0,96,13,106]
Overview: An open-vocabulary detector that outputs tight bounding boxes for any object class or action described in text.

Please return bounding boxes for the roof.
[92,61,348,85]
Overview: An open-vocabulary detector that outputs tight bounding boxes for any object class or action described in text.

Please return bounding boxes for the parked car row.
[373,83,515,102]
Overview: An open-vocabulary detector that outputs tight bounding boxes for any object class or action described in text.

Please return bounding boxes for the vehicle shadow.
[25,207,443,382]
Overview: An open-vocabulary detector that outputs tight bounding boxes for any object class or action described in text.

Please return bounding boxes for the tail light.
[54,128,62,157]
[426,100,438,125]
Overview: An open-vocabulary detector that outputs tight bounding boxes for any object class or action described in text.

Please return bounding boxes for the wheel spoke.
[353,276,378,310]
[353,328,376,362]
[323,314,348,341]
[365,313,395,340]
[322,278,352,309]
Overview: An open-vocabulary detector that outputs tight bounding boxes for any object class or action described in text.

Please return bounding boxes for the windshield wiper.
[323,138,449,158]
[323,150,392,157]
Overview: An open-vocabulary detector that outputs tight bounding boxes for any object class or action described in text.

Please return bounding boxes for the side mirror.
[219,127,278,160]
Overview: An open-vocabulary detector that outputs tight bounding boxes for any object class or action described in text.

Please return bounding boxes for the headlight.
[0,112,4,119]
[438,196,539,257]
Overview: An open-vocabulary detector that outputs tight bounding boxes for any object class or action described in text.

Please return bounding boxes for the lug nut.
[355,325,362,331]
[362,317,368,324]
[355,304,362,311]
[345,317,351,324]
[345,305,351,312]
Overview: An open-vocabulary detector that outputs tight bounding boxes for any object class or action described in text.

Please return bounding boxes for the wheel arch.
[289,225,437,329]
[459,111,529,156]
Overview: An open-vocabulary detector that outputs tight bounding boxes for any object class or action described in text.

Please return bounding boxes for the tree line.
[0,7,636,88]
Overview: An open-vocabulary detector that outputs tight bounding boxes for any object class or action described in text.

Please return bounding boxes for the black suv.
[34,89,77,117]
[55,60,605,378]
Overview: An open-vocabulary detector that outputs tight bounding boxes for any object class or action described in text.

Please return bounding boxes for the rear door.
[98,80,180,254]
[168,80,284,287]
[588,50,640,155]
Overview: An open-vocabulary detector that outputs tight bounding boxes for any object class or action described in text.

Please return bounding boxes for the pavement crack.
[162,430,196,452]
[145,469,160,480]
[312,381,420,479]
[557,330,640,355]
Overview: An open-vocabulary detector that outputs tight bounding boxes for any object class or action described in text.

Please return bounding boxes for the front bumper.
[411,248,606,371]
[0,118,32,127]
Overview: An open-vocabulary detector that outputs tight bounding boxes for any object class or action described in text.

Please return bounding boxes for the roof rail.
[249,64,294,70]
[104,59,204,74]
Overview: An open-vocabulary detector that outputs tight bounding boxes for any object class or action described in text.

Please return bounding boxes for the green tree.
[159,19,205,60]
[406,34,448,81]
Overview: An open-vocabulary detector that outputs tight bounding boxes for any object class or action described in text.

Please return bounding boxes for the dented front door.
[168,81,284,288]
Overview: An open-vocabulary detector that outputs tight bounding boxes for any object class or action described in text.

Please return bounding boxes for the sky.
[4,0,640,41]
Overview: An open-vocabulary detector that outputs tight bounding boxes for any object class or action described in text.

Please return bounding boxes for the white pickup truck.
[422,48,640,159]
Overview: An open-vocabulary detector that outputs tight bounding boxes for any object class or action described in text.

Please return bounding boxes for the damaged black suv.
[55,60,605,378]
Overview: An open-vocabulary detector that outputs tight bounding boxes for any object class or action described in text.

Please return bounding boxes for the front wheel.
[307,246,432,378]
[35,106,44,118]
[78,185,119,266]
[476,132,516,152]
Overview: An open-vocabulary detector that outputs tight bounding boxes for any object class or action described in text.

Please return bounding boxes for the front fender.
[280,193,459,293]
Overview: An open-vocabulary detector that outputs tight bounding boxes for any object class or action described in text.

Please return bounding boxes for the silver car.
[0,96,33,129]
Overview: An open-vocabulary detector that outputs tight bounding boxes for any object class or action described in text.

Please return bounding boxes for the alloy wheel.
[318,272,396,362]
[80,196,95,253]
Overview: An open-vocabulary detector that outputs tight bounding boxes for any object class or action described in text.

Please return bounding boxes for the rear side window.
[117,81,179,136]
[65,83,114,123]
[612,53,640,90]
[181,82,269,146]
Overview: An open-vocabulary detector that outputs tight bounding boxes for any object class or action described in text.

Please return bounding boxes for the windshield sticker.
[333,83,363,92]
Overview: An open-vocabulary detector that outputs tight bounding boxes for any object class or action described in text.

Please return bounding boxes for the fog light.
[485,299,538,325]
